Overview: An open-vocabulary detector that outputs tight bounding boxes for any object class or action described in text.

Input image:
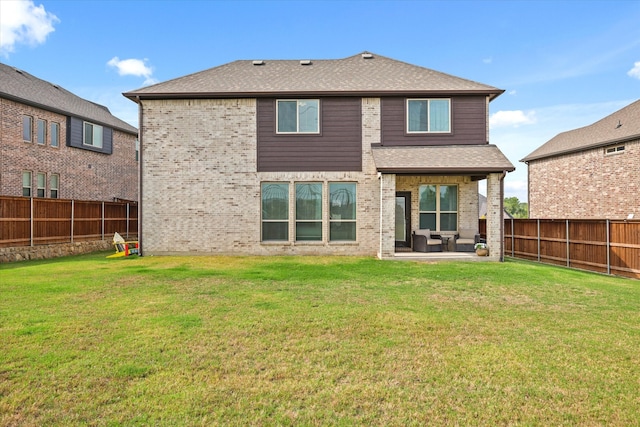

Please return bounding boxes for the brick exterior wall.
[140,97,500,258]
[528,139,640,219]
[0,98,138,201]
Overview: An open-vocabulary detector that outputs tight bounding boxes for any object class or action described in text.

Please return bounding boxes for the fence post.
[70,199,74,243]
[30,197,34,247]
[511,217,514,257]
[566,220,570,267]
[606,219,611,275]
[101,201,105,241]
[537,219,541,262]
[126,203,130,239]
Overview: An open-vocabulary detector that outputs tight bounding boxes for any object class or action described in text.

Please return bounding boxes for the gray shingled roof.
[124,52,503,100]
[372,145,515,174]
[0,62,137,135]
[522,99,640,162]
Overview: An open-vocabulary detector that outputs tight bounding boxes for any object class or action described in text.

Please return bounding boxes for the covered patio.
[372,145,515,261]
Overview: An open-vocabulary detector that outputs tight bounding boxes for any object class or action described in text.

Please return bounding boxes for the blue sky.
[2,0,640,202]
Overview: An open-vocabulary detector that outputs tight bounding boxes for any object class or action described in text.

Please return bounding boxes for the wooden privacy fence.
[501,218,640,279]
[0,196,138,248]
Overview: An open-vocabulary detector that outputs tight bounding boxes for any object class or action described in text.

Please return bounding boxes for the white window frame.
[276,99,320,134]
[50,174,59,199]
[605,144,625,156]
[83,121,103,148]
[36,172,46,198]
[22,171,32,197]
[37,119,47,145]
[51,122,60,147]
[23,116,33,142]
[406,98,451,134]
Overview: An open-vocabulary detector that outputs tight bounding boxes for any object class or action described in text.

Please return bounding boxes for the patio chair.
[412,229,443,252]
[454,228,481,252]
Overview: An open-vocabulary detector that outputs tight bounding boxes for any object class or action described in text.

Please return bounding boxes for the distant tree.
[504,197,528,218]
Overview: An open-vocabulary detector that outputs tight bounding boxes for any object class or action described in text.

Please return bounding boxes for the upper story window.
[37,119,47,145]
[84,121,103,148]
[51,122,60,147]
[407,99,451,133]
[605,144,625,156]
[23,116,33,142]
[277,99,319,134]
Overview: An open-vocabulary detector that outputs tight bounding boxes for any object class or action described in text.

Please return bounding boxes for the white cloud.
[628,61,640,79]
[508,90,517,96]
[489,110,537,128]
[0,0,59,55]
[107,57,158,85]
[482,57,492,64]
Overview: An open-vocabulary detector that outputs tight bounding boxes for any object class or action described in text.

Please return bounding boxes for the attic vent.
[362,53,373,59]
[300,60,312,65]
[13,67,24,75]
[252,60,265,66]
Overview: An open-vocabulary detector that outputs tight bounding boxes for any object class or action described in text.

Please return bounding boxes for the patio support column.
[378,173,396,259]
[486,172,505,261]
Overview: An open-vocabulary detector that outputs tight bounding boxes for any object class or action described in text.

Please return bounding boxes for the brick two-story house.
[522,99,640,219]
[0,62,138,201]
[124,52,514,259]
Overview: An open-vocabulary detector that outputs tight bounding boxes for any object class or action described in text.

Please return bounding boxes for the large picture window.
[83,122,103,148]
[277,99,319,134]
[419,184,457,231]
[407,99,451,133]
[329,183,356,241]
[296,183,322,241]
[262,183,289,241]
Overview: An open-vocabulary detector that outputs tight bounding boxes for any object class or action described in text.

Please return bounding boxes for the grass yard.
[1,253,639,426]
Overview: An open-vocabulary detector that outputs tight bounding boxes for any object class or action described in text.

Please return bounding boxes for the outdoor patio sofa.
[454,228,482,252]
[412,229,443,252]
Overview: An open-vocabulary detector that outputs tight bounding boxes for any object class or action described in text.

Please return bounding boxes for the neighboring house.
[522,99,640,219]
[0,62,138,201]
[124,52,514,259]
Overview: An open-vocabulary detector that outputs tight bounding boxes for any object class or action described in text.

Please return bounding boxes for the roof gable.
[522,99,640,162]
[124,52,504,100]
[0,62,137,135]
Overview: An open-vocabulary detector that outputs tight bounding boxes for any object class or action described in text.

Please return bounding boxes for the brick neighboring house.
[124,52,514,259]
[522,99,640,219]
[0,62,138,201]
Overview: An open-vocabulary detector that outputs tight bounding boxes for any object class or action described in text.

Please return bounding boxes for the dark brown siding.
[381,96,487,146]
[257,98,362,172]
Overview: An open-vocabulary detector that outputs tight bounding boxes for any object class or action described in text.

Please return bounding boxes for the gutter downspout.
[136,96,144,256]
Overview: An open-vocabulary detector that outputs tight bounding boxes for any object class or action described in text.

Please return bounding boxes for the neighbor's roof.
[124,52,504,101]
[521,99,640,162]
[0,62,137,135]
[372,145,515,175]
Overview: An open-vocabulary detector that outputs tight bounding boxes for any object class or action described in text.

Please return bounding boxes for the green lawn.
[1,253,639,426]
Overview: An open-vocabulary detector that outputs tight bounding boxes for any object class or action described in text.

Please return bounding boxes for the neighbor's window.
[83,122,103,148]
[605,145,625,156]
[22,171,32,196]
[407,99,451,133]
[419,184,458,231]
[277,99,319,134]
[37,119,46,145]
[135,138,139,161]
[261,183,289,241]
[36,173,46,197]
[329,183,356,241]
[50,122,60,147]
[23,116,33,142]
[296,182,322,241]
[50,174,59,199]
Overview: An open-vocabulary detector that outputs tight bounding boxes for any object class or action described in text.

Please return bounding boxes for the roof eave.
[123,89,505,102]
[521,134,640,163]
[376,166,515,174]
